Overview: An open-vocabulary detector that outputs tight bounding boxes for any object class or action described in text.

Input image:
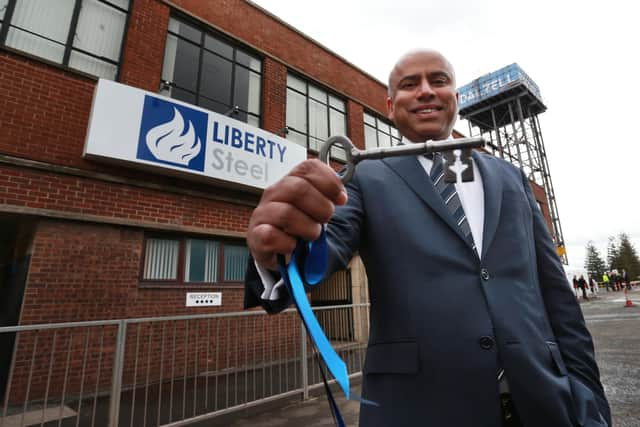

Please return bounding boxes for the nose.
[416,78,436,99]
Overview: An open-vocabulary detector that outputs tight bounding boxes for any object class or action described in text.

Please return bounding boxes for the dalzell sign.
[83,79,305,190]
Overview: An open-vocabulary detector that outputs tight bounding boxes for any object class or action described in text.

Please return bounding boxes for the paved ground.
[215,287,640,426]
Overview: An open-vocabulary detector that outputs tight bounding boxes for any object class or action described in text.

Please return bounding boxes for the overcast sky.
[252,0,640,270]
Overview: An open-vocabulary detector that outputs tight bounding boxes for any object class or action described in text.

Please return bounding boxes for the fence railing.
[0,303,370,427]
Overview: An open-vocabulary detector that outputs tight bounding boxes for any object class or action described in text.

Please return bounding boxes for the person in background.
[622,269,631,290]
[589,275,598,295]
[610,270,619,291]
[578,274,589,300]
[602,272,611,292]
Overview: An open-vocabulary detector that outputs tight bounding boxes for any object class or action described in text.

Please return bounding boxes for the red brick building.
[0,0,554,407]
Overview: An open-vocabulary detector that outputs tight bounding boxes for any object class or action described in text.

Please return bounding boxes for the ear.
[386,97,394,121]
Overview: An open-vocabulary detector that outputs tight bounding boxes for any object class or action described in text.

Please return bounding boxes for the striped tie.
[429,152,476,250]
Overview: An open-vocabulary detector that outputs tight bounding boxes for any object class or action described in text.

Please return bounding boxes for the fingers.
[247,224,296,270]
[247,159,346,267]
[288,159,348,206]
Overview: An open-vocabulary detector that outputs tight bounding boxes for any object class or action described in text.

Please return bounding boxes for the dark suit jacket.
[245,151,610,427]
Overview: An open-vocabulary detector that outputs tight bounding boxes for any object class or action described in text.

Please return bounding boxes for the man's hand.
[247,159,348,270]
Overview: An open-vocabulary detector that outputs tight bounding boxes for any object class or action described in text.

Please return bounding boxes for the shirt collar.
[399,134,453,145]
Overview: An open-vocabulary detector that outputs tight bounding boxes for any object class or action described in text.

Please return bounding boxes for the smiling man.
[244,49,610,427]
[387,49,458,142]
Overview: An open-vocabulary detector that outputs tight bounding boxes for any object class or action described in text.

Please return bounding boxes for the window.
[0,0,129,80]
[286,74,347,161]
[142,236,249,285]
[364,112,401,149]
[0,1,7,29]
[161,16,262,127]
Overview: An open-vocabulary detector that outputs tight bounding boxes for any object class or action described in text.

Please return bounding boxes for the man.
[622,269,631,290]
[603,272,610,292]
[245,49,610,426]
[578,275,589,300]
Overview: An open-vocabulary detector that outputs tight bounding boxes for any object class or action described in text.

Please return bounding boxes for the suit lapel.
[381,156,473,247]
[472,152,503,259]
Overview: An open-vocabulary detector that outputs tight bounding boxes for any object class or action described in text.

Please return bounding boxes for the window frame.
[139,234,249,288]
[0,0,130,81]
[363,111,401,149]
[160,14,263,127]
[285,73,348,161]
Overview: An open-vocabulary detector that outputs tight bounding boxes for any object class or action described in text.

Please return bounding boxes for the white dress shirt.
[256,136,486,300]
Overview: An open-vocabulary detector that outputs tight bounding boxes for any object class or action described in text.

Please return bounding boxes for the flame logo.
[145,107,202,166]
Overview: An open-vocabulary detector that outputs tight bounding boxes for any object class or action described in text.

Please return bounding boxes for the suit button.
[480,268,490,281]
[479,336,494,350]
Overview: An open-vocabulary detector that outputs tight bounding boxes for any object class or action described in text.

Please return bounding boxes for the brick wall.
[0,0,390,176]
[171,0,388,113]
[0,166,253,231]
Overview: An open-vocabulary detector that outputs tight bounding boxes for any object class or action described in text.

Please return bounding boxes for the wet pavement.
[581,287,640,427]
[215,287,640,426]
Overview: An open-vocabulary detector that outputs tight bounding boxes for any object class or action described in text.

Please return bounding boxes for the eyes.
[397,75,451,91]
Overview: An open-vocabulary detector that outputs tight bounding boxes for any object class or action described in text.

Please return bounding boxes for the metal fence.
[0,303,370,427]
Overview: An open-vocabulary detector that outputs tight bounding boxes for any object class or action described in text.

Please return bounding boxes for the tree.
[606,236,618,271]
[614,233,640,280]
[584,241,606,280]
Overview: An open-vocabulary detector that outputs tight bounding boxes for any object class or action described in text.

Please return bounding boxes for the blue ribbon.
[277,227,378,426]
[277,230,346,426]
[278,228,350,398]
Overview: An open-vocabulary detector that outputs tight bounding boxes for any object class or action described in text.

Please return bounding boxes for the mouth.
[412,105,442,114]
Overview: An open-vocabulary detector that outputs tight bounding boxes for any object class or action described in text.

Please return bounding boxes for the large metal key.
[318,135,486,184]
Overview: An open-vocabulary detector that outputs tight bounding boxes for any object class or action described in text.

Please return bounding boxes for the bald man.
[245,49,610,427]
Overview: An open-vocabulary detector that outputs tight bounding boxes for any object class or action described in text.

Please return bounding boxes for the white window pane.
[391,127,400,139]
[331,146,346,162]
[247,70,261,115]
[329,109,345,136]
[161,33,178,84]
[309,136,322,153]
[10,0,74,43]
[308,85,326,103]
[328,95,345,112]
[378,130,392,148]
[364,125,378,149]
[168,17,180,33]
[1,0,8,21]
[74,0,127,61]
[69,50,117,79]
[286,88,307,132]
[144,239,179,280]
[309,99,328,141]
[247,114,260,128]
[363,112,376,126]
[287,129,307,148]
[286,74,305,93]
[223,245,249,281]
[6,0,75,62]
[377,119,391,135]
[6,27,66,62]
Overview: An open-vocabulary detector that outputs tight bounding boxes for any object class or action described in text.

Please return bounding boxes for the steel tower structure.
[457,64,567,264]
